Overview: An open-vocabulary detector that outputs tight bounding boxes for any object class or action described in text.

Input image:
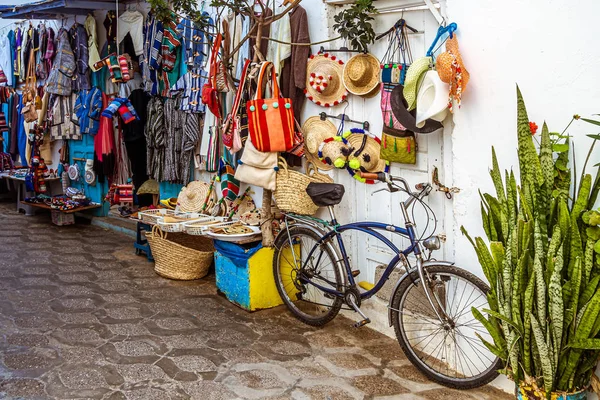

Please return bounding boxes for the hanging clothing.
[74,88,103,135]
[163,98,182,182]
[9,94,19,159]
[46,29,75,96]
[70,23,91,91]
[236,16,250,79]
[280,5,310,119]
[267,5,292,81]
[85,15,102,71]
[104,11,118,53]
[117,10,144,56]
[161,20,182,72]
[177,16,206,68]
[141,13,164,96]
[43,28,55,75]
[118,71,143,99]
[145,97,165,180]
[171,69,206,113]
[161,46,182,98]
[0,36,14,87]
[50,94,80,140]
[94,93,116,183]
[7,30,17,88]
[16,96,27,166]
[180,112,200,185]
[19,27,28,82]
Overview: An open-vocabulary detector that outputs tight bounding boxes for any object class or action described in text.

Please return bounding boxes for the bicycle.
[272,172,500,389]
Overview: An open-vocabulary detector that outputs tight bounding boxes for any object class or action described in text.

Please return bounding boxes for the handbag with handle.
[234,138,278,191]
[202,33,223,118]
[246,61,295,153]
[222,59,250,154]
[380,126,417,164]
[22,48,39,123]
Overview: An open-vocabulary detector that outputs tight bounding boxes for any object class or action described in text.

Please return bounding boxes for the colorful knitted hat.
[403,56,432,111]
[318,136,350,169]
[344,128,388,173]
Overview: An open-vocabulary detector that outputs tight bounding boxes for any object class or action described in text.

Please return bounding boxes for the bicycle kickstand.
[347,296,371,328]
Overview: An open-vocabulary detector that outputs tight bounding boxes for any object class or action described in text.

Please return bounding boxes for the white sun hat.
[415,70,450,128]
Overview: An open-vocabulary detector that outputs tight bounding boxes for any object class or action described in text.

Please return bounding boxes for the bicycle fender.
[387,260,455,326]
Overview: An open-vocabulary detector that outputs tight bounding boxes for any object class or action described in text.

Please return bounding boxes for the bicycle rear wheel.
[273,226,343,327]
[390,264,500,389]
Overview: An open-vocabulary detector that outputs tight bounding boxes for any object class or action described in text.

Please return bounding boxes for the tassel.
[394,138,397,153]
[383,134,387,149]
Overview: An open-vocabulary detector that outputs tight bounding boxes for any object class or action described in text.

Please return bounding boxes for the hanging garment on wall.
[70,23,91,91]
[163,98,182,182]
[171,69,206,113]
[235,16,250,80]
[74,87,103,135]
[177,16,206,67]
[94,93,116,183]
[46,29,75,96]
[145,97,165,181]
[267,5,292,81]
[85,15,102,71]
[19,27,28,82]
[117,10,144,56]
[50,94,80,140]
[180,112,200,185]
[0,36,14,87]
[280,5,310,119]
[14,28,22,84]
[141,13,164,96]
[104,11,118,53]
[43,28,55,76]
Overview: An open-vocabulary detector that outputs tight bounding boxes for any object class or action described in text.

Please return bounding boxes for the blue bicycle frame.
[287,213,422,301]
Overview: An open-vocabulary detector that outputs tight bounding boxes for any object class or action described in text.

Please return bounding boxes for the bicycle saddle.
[306,182,345,207]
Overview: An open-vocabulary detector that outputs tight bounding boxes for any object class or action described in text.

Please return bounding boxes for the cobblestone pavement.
[0,203,511,400]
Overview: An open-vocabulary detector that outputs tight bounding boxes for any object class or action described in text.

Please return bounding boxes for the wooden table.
[2,175,60,216]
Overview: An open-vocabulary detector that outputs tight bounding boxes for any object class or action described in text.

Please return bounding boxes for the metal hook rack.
[319,112,370,131]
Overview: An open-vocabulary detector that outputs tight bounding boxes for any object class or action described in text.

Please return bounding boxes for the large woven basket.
[274,157,334,215]
[146,225,214,280]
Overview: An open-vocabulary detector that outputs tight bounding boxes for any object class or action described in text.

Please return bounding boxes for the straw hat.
[390,84,443,134]
[304,53,348,107]
[415,71,449,128]
[177,181,214,213]
[343,53,381,97]
[436,35,469,107]
[344,130,387,173]
[302,116,337,171]
[403,56,433,111]
[318,136,350,169]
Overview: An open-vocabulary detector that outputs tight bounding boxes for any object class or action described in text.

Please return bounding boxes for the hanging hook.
[425,22,457,57]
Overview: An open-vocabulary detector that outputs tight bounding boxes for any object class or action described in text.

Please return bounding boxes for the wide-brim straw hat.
[343,53,381,97]
[436,35,469,92]
[305,53,348,107]
[415,70,449,128]
[345,132,386,173]
[177,181,214,213]
[303,116,337,171]
[403,56,433,111]
[137,179,159,195]
[390,84,443,134]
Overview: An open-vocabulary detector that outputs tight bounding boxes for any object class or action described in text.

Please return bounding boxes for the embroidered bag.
[202,33,223,118]
[287,118,305,157]
[380,126,416,164]
[222,59,250,153]
[246,61,295,153]
[22,48,38,123]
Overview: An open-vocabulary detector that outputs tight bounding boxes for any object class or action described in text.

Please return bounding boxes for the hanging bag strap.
[253,61,279,100]
[209,33,223,88]
[230,59,251,117]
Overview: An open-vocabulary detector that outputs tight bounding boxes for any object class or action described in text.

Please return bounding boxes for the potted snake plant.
[462,86,600,399]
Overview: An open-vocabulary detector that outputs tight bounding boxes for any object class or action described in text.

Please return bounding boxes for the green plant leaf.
[553,143,570,152]
[581,118,600,127]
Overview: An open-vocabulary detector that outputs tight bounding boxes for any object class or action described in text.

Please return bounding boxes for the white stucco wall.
[447,0,600,276]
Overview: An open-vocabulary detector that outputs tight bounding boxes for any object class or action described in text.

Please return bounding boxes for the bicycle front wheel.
[273,226,343,327]
[390,264,501,389]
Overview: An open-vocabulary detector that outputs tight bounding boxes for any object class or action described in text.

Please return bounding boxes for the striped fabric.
[145,97,165,180]
[162,21,182,72]
[141,13,163,95]
[50,94,81,140]
[171,69,206,113]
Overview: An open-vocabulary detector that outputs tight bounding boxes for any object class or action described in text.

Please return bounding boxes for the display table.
[25,202,102,226]
[2,174,60,216]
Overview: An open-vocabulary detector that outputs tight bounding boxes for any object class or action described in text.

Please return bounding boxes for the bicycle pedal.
[351,270,360,277]
[353,318,371,328]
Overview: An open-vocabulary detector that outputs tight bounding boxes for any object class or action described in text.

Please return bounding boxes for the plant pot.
[516,384,587,400]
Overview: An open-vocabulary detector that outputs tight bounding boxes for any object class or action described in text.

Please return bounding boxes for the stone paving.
[0,203,511,399]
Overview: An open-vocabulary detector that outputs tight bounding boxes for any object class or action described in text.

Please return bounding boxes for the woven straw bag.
[305,161,334,184]
[275,157,334,215]
[146,225,214,280]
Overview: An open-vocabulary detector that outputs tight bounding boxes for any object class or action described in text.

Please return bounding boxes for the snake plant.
[463,86,600,397]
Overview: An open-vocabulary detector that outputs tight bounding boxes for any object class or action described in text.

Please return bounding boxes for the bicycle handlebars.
[360,172,429,196]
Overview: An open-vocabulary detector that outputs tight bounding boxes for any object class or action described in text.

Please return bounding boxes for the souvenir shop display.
[342,53,381,98]
[304,53,348,107]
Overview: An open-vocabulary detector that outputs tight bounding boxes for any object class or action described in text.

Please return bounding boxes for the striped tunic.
[171,69,206,113]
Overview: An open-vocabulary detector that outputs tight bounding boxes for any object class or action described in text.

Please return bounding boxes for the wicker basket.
[305,161,334,184]
[183,217,226,235]
[146,225,214,280]
[157,212,204,233]
[275,157,334,215]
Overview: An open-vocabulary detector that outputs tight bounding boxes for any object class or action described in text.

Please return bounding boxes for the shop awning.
[0,0,125,19]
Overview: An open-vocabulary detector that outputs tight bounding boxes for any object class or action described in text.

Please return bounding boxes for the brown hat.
[305,53,348,107]
[302,116,337,171]
[345,131,387,173]
[390,84,443,134]
[343,53,381,97]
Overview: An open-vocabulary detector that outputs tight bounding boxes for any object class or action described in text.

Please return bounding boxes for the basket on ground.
[146,225,214,280]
